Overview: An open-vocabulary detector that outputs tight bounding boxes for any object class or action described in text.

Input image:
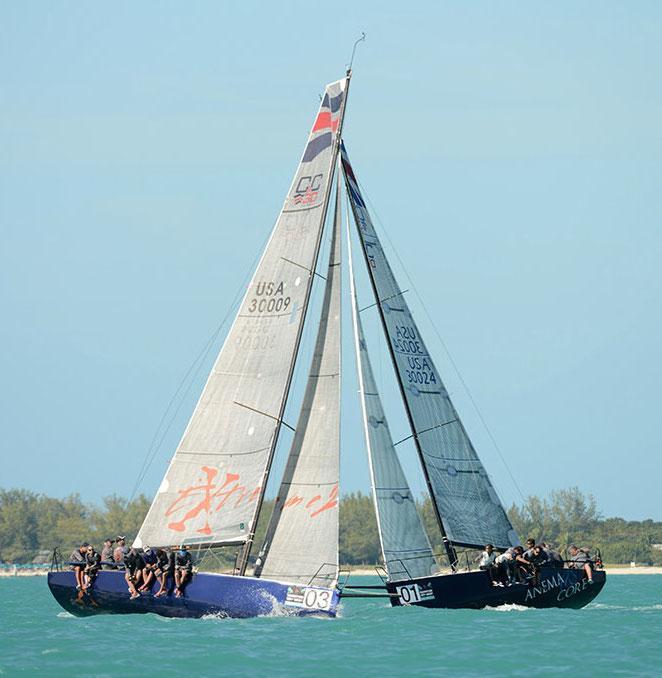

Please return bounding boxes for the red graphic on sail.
[165,467,337,537]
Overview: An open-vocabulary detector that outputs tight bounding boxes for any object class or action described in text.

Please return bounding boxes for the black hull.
[386,566,606,609]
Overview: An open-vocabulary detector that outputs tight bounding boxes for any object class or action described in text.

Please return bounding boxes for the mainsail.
[348,221,437,582]
[256,177,342,587]
[135,77,349,552]
[341,143,519,551]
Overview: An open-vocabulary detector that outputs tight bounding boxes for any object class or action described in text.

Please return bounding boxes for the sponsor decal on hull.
[524,572,593,603]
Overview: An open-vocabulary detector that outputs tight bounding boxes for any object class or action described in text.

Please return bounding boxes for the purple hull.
[48,570,339,619]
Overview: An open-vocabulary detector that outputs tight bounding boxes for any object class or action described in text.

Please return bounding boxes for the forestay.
[256,178,342,587]
[348,224,438,582]
[134,78,348,550]
[341,143,519,551]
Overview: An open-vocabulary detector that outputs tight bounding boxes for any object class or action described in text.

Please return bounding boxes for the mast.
[341,154,458,570]
[236,72,352,576]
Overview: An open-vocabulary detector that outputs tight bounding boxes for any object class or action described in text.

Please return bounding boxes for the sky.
[1,1,661,520]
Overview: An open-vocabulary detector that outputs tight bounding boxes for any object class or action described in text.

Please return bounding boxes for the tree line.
[1,486,660,565]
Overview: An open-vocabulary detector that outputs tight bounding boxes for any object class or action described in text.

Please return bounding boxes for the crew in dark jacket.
[123,548,145,599]
[83,545,101,589]
[174,546,193,598]
[154,548,174,598]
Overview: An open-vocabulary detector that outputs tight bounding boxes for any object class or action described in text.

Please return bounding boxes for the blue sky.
[1,2,660,520]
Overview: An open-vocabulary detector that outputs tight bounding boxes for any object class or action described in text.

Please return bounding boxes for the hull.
[386,566,606,610]
[48,570,339,619]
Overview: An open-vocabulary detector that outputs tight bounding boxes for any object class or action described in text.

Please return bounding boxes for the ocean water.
[1,575,660,676]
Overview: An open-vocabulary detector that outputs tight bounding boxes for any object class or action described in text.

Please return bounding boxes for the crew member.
[568,545,594,584]
[174,546,193,598]
[123,547,145,599]
[83,544,102,589]
[69,542,88,590]
[113,536,127,568]
[100,538,115,570]
[139,546,158,592]
[476,544,499,586]
[154,548,174,597]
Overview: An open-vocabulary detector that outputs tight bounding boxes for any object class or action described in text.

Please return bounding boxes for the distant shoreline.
[2,565,661,578]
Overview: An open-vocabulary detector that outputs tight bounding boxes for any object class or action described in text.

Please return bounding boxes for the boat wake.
[484,603,533,612]
[200,611,231,621]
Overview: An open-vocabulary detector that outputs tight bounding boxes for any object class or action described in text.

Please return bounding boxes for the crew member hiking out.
[69,543,88,591]
[174,546,193,598]
[123,547,145,600]
[154,548,174,598]
[139,546,158,592]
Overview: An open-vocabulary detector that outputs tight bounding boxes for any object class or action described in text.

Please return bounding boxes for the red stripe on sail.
[312,111,332,132]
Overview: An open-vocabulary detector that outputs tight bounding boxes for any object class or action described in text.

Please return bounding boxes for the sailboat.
[48,69,605,619]
[341,145,605,609]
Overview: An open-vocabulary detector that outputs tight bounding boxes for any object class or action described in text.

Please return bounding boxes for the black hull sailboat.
[342,143,606,611]
[386,567,606,610]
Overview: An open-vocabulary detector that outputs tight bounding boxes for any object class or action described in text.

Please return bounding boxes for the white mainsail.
[135,77,348,550]
[348,220,438,582]
[341,143,519,551]
[256,176,342,587]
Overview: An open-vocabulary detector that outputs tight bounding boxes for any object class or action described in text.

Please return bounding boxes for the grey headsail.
[255,174,342,587]
[134,76,349,553]
[348,220,438,582]
[341,143,519,551]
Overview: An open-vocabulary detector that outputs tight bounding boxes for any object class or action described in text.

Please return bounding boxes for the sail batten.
[342,143,520,552]
[134,77,348,554]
